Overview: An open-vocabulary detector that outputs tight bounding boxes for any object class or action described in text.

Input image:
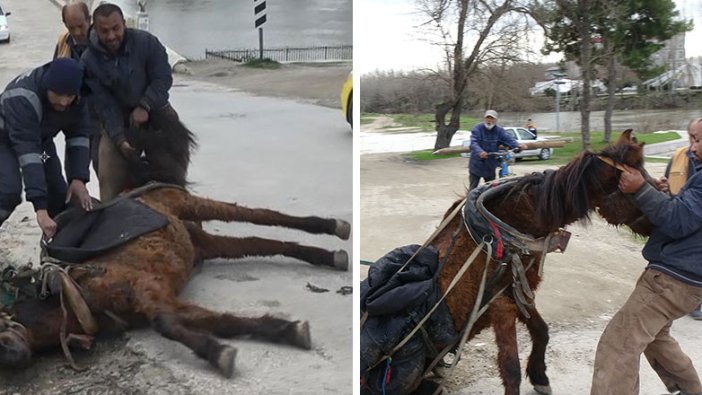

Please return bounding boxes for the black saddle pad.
[45,198,170,263]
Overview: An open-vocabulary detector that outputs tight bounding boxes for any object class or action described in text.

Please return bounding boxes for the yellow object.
[668,146,690,195]
[340,71,352,126]
[55,31,72,59]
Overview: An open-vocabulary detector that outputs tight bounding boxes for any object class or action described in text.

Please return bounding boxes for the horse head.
[0,313,31,369]
[594,129,654,236]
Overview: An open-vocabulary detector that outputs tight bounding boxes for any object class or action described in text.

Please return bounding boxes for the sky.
[356,0,702,75]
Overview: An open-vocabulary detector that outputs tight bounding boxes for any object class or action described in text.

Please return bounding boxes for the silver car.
[0,5,10,43]
[503,127,553,160]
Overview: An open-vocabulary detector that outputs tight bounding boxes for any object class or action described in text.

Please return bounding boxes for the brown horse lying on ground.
[364,130,652,395]
[0,186,350,378]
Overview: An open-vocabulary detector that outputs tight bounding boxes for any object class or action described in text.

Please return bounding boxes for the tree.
[542,0,597,150]
[543,0,691,149]
[596,0,691,142]
[417,0,536,149]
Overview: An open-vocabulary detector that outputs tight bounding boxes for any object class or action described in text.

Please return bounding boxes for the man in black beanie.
[0,58,93,238]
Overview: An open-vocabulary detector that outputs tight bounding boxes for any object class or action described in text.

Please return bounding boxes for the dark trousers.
[469,172,495,190]
[0,141,67,227]
[97,104,185,202]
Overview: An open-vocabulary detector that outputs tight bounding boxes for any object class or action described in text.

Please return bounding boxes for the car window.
[505,128,517,139]
[0,6,4,15]
[516,128,536,140]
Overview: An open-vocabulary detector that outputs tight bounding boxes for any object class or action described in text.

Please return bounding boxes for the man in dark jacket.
[0,58,93,238]
[81,2,180,201]
[53,2,91,61]
[468,110,526,190]
[590,119,702,394]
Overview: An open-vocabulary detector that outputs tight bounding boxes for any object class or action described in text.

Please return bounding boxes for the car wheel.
[515,157,523,162]
[539,148,551,160]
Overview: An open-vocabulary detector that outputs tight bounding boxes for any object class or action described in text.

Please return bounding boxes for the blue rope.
[381,357,392,395]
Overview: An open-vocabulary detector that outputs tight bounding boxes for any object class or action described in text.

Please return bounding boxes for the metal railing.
[205,45,352,63]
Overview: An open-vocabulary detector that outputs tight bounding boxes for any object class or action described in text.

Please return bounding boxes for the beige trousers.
[591,269,702,395]
[97,129,128,202]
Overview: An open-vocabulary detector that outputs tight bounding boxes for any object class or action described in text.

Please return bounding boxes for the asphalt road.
[0,0,353,393]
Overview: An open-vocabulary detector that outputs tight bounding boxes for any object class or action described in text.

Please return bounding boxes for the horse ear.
[616,129,636,145]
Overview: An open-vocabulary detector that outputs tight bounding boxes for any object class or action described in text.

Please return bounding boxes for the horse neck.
[488,154,603,237]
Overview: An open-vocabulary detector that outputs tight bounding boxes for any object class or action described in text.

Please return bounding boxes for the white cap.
[484,110,498,119]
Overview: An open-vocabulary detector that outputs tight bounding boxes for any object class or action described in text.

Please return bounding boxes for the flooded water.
[496,108,702,134]
[112,0,352,59]
[361,108,698,155]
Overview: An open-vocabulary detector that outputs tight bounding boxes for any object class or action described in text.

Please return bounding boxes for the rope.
[381,357,392,395]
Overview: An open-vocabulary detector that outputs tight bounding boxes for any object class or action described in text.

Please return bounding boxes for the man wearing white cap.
[468,109,526,189]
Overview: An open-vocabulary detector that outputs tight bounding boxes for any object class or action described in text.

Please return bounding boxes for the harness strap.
[437,242,493,379]
[597,155,630,173]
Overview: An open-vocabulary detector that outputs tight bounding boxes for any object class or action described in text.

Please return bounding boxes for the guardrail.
[205,45,352,63]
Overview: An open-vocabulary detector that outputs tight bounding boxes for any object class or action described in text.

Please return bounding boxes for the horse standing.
[362,130,652,394]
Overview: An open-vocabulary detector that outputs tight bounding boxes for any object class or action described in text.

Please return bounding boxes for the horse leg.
[489,297,522,395]
[150,312,239,378]
[186,222,348,270]
[517,306,552,395]
[145,298,310,378]
[148,189,350,239]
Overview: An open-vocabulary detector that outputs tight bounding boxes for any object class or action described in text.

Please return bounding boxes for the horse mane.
[500,141,639,232]
[125,110,198,188]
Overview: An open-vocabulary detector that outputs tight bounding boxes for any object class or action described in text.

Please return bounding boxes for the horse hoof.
[334,219,351,240]
[533,384,552,395]
[293,321,312,350]
[333,250,349,271]
[215,345,237,378]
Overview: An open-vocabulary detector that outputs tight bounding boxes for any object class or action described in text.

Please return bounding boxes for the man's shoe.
[689,309,702,320]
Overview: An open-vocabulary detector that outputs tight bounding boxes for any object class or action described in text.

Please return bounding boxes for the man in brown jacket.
[53,2,91,62]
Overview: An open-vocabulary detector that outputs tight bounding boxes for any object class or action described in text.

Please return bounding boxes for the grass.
[403,130,681,163]
[244,58,281,69]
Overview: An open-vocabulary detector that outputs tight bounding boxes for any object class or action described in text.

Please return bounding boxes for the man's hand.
[120,140,138,160]
[130,106,149,127]
[479,151,488,159]
[653,176,670,193]
[66,179,93,211]
[36,210,57,239]
[618,166,646,194]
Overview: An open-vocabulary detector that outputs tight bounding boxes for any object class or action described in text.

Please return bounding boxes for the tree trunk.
[603,51,616,143]
[577,0,592,151]
[432,0,469,150]
[434,100,462,150]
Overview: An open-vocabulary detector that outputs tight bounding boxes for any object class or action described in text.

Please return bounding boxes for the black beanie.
[44,58,84,96]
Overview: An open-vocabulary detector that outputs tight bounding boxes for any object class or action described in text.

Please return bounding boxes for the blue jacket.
[469,123,519,178]
[0,62,92,211]
[634,165,702,287]
[81,28,172,147]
